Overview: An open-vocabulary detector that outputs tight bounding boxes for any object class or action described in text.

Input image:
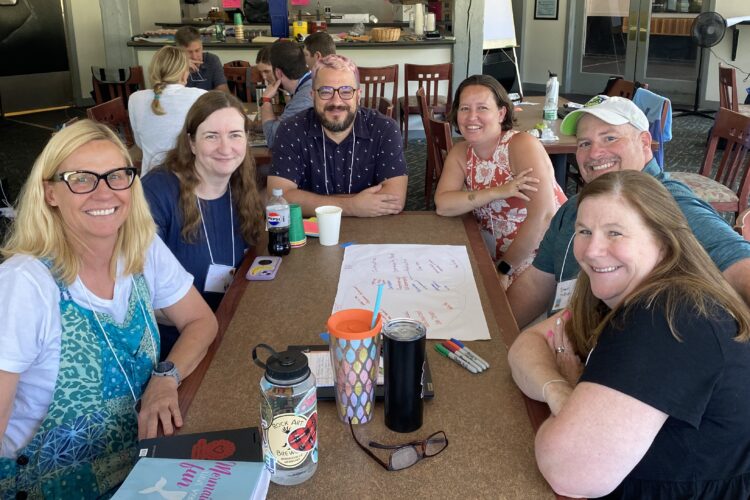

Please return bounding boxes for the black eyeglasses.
[315,85,357,100]
[51,167,137,194]
[348,418,448,471]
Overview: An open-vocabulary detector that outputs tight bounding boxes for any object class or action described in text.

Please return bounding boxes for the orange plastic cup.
[327,309,382,424]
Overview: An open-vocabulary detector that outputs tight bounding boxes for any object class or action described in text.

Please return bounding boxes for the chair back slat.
[718,65,739,111]
[404,63,453,112]
[358,65,398,111]
[428,116,453,180]
[91,66,145,107]
[377,97,394,119]
[86,97,134,148]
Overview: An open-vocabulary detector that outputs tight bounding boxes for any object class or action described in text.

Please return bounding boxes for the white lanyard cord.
[196,189,235,266]
[559,231,576,282]
[321,118,356,196]
[77,275,158,406]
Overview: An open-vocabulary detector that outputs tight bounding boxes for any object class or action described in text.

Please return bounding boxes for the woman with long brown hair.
[143,91,264,357]
[509,170,750,498]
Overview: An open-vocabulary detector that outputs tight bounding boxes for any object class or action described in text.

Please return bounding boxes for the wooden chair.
[605,78,647,99]
[426,115,453,208]
[377,97,394,119]
[734,208,750,240]
[87,97,135,149]
[670,107,750,223]
[223,66,251,103]
[358,65,399,115]
[399,63,453,148]
[224,60,251,68]
[415,87,434,206]
[91,66,145,107]
[718,65,750,116]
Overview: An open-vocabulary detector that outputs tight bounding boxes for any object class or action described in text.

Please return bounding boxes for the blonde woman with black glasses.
[0,120,216,497]
[129,46,206,175]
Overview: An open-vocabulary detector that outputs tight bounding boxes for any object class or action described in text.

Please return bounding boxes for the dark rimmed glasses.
[51,167,137,194]
[348,418,448,471]
[315,85,357,100]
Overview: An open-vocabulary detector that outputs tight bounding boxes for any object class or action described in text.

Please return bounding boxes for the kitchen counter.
[127,37,455,49]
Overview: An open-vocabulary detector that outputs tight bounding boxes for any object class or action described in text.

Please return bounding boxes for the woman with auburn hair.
[509,170,750,499]
[435,74,566,290]
[143,91,264,358]
[0,120,217,497]
[129,45,206,175]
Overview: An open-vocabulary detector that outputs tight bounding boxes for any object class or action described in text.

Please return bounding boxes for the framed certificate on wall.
[534,0,559,20]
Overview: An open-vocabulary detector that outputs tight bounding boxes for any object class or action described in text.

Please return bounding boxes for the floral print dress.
[465,130,566,282]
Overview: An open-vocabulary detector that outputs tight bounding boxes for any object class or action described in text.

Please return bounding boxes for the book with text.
[138,427,262,462]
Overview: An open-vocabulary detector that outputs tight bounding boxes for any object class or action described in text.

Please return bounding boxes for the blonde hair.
[1,120,156,284]
[566,170,750,355]
[162,91,264,245]
[149,46,190,116]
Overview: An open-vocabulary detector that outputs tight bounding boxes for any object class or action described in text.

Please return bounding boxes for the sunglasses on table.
[348,418,448,471]
[51,167,138,194]
[315,86,357,100]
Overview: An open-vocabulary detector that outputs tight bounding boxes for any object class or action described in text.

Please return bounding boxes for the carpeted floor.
[0,106,715,215]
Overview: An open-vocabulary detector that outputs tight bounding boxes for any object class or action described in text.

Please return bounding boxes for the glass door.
[567,0,704,103]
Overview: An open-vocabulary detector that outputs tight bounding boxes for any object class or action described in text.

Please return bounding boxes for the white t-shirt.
[0,237,193,457]
[128,84,206,175]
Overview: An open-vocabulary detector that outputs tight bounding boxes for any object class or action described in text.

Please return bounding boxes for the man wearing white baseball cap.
[506,95,750,331]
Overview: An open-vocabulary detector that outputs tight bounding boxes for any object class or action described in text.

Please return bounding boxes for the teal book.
[112,457,270,499]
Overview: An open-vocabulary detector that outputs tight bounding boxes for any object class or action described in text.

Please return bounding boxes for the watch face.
[156,361,175,373]
[497,261,512,275]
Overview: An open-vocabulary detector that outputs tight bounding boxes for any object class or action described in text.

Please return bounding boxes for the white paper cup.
[315,205,343,246]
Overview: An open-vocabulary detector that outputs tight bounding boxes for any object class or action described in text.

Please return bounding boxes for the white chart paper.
[332,244,491,340]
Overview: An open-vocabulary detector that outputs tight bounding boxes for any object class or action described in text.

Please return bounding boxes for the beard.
[317,104,357,133]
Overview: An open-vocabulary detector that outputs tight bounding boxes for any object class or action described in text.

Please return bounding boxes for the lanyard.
[196,189,236,266]
[295,71,312,96]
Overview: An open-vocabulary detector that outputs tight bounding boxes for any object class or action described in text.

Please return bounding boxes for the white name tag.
[205,263,235,293]
[551,278,577,314]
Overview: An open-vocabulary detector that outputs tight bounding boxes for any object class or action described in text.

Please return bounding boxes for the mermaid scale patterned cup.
[327,309,382,424]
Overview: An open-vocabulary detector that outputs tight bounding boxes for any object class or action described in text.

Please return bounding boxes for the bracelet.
[261,96,273,104]
[541,379,567,402]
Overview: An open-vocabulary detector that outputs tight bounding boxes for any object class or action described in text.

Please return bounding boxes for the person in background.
[303,31,336,70]
[128,46,206,175]
[0,120,216,497]
[510,170,750,499]
[506,96,750,329]
[434,75,566,290]
[255,45,275,85]
[175,26,229,93]
[143,91,264,359]
[267,54,407,217]
[260,40,313,148]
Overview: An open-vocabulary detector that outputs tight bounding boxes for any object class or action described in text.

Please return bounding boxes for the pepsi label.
[266,205,290,230]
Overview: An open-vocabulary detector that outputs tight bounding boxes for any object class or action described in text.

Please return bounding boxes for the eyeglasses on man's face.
[348,418,448,471]
[315,86,357,101]
[51,167,137,194]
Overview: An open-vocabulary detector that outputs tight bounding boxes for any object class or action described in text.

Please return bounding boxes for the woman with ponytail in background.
[129,46,206,175]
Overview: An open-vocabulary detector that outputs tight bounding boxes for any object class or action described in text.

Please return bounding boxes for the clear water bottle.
[252,344,318,485]
[543,70,559,121]
[266,188,290,256]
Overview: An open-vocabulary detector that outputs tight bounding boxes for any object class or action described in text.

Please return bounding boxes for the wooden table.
[177,212,556,499]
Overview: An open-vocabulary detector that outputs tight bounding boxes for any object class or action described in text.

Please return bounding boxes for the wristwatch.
[497,260,513,276]
[152,360,181,386]
[261,96,273,104]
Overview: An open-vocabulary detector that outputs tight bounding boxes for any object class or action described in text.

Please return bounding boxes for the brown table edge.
[177,247,258,417]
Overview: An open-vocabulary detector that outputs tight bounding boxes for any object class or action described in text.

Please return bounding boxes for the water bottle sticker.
[264,454,277,474]
[266,412,318,469]
[294,385,317,415]
[260,396,273,430]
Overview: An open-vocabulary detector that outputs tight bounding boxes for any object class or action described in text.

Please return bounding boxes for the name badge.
[205,263,235,293]
[551,278,577,314]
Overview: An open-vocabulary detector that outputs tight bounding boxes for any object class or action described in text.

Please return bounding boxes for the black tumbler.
[383,319,427,433]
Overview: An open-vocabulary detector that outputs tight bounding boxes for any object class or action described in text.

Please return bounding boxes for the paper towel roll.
[425,13,436,32]
[414,3,424,35]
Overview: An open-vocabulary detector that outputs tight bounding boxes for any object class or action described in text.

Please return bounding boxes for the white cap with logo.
[560,95,649,136]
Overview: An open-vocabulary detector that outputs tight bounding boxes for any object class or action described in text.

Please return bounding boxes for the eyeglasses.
[51,167,137,194]
[315,86,357,101]
[348,418,448,471]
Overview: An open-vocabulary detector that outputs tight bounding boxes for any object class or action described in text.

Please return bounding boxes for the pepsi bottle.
[266,188,290,256]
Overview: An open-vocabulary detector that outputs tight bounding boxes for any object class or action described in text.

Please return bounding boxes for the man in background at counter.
[267,54,407,217]
[303,32,336,70]
[255,45,275,85]
[260,40,313,148]
[175,26,229,93]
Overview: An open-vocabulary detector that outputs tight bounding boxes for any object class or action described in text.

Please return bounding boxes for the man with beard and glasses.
[260,41,314,148]
[507,96,750,330]
[267,54,407,217]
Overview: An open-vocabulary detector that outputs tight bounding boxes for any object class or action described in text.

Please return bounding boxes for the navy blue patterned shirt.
[270,107,407,194]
